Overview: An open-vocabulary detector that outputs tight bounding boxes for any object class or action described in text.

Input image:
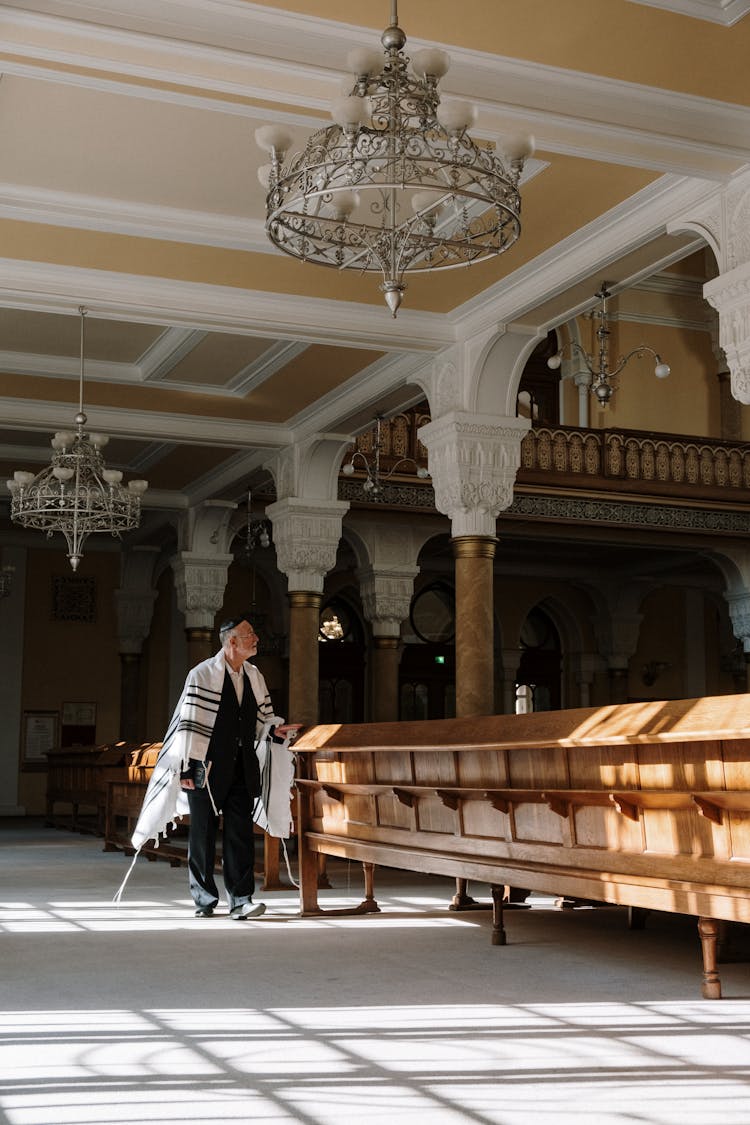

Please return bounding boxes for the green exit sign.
[434,655,446,665]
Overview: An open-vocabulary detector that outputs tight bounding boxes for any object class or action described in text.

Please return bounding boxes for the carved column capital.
[705,262,750,405]
[418,411,529,538]
[358,564,418,638]
[115,590,158,655]
[266,497,348,593]
[171,551,233,631]
[115,545,160,655]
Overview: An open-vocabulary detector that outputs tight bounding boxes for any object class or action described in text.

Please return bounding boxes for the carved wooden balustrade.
[335,410,750,513]
[518,425,750,502]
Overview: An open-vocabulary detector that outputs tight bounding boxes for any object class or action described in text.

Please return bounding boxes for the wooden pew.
[293,695,750,999]
[103,744,294,888]
[46,740,153,835]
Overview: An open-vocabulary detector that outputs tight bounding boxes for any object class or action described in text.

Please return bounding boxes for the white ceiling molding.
[0,58,332,130]
[226,341,309,396]
[0,258,452,352]
[0,435,178,472]
[289,352,433,442]
[610,310,712,332]
[634,274,706,295]
[450,175,718,335]
[625,0,750,26]
[125,441,175,474]
[138,327,208,383]
[0,183,271,254]
[0,347,140,384]
[0,395,294,447]
[0,6,340,111]
[1,6,749,178]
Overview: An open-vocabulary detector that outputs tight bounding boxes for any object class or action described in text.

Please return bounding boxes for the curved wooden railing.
[520,425,750,500]
[339,410,750,506]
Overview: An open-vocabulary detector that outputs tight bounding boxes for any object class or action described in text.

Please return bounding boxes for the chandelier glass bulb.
[256,1,533,316]
[6,307,148,571]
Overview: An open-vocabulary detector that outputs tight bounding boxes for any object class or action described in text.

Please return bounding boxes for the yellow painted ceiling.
[250,0,750,103]
[0,0,745,512]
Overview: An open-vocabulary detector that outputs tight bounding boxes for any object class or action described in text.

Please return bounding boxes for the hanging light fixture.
[547,282,671,407]
[236,490,272,558]
[6,308,148,571]
[341,413,430,498]
[255,0,534,317]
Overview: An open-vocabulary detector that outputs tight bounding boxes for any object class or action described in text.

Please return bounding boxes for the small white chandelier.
[341,413,429,497]
[7,307,148,571]
[255,1,533,316]
[548,282,671,407]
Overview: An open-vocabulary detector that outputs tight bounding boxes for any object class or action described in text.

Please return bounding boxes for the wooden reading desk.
[293,694,750,999]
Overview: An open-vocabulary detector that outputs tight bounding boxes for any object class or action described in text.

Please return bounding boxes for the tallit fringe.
[281,835,299,889]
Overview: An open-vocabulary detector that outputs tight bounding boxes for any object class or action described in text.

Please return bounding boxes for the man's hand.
[180,777,196,790]
[275,723,303,740]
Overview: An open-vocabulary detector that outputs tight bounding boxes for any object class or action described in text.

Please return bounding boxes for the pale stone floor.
[1,820,750,1125]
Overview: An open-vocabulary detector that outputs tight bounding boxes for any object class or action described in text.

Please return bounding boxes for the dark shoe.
[194,906,215,917]
[229,901,266,921]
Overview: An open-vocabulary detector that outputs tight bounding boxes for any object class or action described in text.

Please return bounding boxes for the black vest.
[206,670,261,805]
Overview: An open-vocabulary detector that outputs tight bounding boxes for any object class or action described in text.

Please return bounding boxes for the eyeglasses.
[233,631,257,642]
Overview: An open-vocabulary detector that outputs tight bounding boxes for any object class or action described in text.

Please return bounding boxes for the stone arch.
[473,329,546,418]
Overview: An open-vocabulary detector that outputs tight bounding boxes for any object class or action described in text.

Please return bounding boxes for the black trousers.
[186,766,257,910]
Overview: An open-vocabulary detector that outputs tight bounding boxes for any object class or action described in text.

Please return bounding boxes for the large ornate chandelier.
[548,283,671,407]
[7,308,148,571]
[255,1,533,316]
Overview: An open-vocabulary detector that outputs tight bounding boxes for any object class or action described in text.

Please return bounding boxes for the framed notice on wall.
[22,711,59,767]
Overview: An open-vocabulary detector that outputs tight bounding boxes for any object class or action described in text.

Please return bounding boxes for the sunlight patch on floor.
[2,1003,750,1125]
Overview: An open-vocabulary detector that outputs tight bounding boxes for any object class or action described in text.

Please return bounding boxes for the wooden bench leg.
[361,862,380,913]
[317,853,333,889]
[261,832,282,891]
[698,916,722,999]
[491,884,506,946]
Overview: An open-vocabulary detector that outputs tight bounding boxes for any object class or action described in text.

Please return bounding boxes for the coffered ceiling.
[0,0,747,525]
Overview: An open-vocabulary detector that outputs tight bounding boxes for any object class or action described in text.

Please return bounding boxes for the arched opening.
[318,595,366,723]
[400,579,456,720]
[515,605,562,712]
[516,330,561,425]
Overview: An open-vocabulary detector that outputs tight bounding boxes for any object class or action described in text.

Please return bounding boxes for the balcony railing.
[518,425,750,503]
[336,409,750,510]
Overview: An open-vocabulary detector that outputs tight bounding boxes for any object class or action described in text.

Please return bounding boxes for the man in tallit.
[124,613,299,918]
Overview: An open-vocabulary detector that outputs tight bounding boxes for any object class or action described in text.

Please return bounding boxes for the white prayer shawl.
[131,650,295,851]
